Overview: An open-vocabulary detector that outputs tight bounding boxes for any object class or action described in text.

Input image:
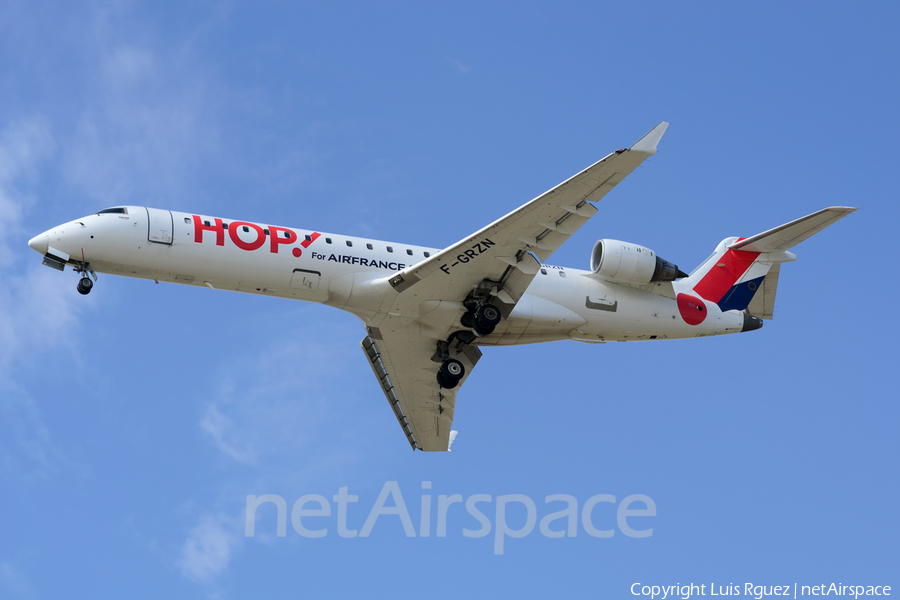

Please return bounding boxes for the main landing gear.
[436,358,465,389]
[74,262,97,295]
[460,302,501,336]
[433,338,467,390]
[434,287,506,389]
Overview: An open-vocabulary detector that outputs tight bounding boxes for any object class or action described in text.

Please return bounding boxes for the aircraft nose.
[28,232,49,255]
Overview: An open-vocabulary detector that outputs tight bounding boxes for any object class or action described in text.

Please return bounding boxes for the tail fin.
[679,207,856,318]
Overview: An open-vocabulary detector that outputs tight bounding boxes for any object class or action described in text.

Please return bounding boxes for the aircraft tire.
[77,278,93,295]
[436,370,455,389]
[476,304,501,328]
[472,320,495,337]
[439,359,465,387]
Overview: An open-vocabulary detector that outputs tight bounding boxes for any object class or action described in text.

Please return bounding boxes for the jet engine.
[590,239,686,285]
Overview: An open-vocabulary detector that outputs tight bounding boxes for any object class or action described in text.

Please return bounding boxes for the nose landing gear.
[74,262,97,295]
[76,277,93,295]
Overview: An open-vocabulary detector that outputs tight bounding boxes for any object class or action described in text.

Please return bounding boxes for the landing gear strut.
[74,262,97,295]
[435,297,500,388]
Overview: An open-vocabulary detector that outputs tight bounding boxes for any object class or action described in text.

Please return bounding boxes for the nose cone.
[28,232,49,255]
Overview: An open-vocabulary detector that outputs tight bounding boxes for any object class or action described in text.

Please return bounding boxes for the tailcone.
[741,312,763,332]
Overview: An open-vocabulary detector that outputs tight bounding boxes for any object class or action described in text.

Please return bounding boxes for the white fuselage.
[29,206,746,344]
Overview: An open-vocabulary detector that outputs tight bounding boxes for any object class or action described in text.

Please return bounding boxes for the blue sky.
[1,1,897,597]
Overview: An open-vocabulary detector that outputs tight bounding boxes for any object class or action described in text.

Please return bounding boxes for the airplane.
[27,122,855,452]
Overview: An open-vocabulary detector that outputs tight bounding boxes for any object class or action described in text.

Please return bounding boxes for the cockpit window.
[97,207,127,215]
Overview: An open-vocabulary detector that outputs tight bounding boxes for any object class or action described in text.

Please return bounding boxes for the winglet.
[448,430,458,451]
[630,121,669,155]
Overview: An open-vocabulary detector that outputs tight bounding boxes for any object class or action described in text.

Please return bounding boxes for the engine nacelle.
[590,239,683,284]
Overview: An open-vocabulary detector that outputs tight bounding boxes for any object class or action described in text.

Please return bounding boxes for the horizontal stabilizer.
[729,207,856,253]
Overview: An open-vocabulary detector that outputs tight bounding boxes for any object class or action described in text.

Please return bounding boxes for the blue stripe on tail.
[717,276,765,312]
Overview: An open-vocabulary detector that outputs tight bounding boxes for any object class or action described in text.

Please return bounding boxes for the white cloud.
[178,514,239,583]
[102,44,156,89]
[62,33,218,208]
[0,384,59,476]
[201,403,256,465]
[0,118,85,479]
[0,560,35,598]
[0,117,83,376]
[449,59,472,75]
[199,316,368,468]
[0,117,54,266]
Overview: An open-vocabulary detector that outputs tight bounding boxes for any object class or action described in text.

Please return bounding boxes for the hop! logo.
[191,215,319,258]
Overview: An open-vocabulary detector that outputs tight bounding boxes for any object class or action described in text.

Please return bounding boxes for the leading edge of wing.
[386,122,668,297]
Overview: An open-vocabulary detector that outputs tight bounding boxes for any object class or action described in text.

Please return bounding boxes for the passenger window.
[283,231,291,238]
[540,268,547,275]
[387,246,393,253]
[184,217,190,224]
[305,235,312,242]
[559,271,566,278]
[204,220,211,227]
[366,243,373,250]
[326,238,332,244]
[223,223,229,230]
[424,252,430,258]
[243,226,249,233]
[406,249,413,256]
[264,229,269,235]
[346,240,353,247]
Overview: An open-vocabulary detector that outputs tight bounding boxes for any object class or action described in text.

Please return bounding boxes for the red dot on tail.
[676,293,708,326]
[292,248,302,258]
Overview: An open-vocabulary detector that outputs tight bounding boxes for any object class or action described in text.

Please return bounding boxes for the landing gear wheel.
[473,320,495,337]
[476,304,501,328]
[436,370,453,389]
[437,358,465,389]
[77,277,93,295]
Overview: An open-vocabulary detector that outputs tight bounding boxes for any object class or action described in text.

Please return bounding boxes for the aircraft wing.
[365,123,667,450]
[361,319,482,451]
[387,122,669,314]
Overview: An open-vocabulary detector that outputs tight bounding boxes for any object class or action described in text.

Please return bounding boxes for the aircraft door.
[290,268,321,291]
[146,208,173,245]
[585,280,618,313]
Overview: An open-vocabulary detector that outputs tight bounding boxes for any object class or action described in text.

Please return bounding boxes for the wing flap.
[361,323,482,451]
[361,336,417,450]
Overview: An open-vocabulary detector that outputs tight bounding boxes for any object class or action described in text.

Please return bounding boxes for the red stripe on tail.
[693,242,759,304]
